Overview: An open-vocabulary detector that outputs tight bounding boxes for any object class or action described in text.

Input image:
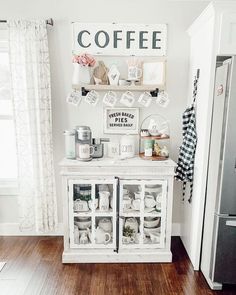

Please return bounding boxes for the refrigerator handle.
[226,220,236,227]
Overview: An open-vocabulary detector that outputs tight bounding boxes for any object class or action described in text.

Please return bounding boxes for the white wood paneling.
[219,12,236,54]
[182,1,236,273]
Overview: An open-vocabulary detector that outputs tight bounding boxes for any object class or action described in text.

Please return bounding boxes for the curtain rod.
[0,18,54,26]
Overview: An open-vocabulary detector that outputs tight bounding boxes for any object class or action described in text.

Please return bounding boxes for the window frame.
[0,26,18,196]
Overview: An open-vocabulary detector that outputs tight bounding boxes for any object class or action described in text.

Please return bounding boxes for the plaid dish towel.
[175,73,199,202]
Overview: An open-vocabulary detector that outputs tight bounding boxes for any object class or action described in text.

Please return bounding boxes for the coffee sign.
[72,23,167,56]
[104,108,139,134]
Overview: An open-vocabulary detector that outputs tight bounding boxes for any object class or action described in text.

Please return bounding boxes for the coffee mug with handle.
[77,144,95,159]
[128,66,142,80]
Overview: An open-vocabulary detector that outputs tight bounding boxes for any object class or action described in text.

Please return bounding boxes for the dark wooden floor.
[0,237,236,295]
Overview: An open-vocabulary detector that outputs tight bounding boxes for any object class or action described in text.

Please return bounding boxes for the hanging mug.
[85,90,100,106]
[103,91,117,107]
[138,92,152,107]
[156,91,170,108]
[120,91,135,107]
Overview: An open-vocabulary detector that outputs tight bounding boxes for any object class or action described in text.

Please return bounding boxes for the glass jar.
[64,130,76,159]
[79,185,91,201]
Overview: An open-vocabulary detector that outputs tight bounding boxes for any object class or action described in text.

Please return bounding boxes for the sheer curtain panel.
[8,20,57,232]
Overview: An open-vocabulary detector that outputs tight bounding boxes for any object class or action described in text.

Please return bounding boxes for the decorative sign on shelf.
[104,108,139,134]
[72,23,167,56]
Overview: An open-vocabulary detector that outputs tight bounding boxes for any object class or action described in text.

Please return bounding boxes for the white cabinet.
[60,157,176,263]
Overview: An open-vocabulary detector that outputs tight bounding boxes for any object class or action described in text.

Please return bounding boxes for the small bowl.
[119,79,130,86]
[144,217,160,228]
[77,217,90,221]
[144,217,156,221]
[144,227,160,237]
[75,220,91,230]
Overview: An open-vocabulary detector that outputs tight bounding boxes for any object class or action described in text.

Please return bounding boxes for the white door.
[68,178,117,249]
[119,179,167,250]
[182,14,215,270]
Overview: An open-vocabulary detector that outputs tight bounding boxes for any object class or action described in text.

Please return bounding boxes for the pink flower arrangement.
[72,53,96,67]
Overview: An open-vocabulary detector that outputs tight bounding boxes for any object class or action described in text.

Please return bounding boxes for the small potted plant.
[72,53,96,85]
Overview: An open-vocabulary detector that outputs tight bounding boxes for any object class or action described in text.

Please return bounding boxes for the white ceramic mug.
[103,91,117,107]
[123,198,132,211]
[138,92,152,107]
[88,199,99,210]
[144,195,156,208]
[77,144,95,159]
[132,199,141,210]
[128,66,142,80]
[134,192,141,200]
[120,91,135,107]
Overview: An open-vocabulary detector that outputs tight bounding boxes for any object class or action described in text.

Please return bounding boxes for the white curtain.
[8,20,58,232]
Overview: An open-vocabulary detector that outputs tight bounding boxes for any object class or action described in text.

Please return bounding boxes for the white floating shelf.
[72,84,165,92]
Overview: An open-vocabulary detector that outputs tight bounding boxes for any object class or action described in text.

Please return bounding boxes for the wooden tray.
[139,135,170,140]
[139,153,169,161]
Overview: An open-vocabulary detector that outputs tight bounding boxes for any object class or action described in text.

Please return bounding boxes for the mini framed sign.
[104,108,139,134]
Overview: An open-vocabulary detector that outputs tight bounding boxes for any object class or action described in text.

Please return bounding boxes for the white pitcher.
[72,63,90,85]
[95,227,111,244]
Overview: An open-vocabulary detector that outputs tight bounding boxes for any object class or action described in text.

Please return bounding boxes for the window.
[0,27,18,194]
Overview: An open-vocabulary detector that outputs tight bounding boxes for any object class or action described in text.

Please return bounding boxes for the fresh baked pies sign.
[104,108,139,134]
[72,23,167,56]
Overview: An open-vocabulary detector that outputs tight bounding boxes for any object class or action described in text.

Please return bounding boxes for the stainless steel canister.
[75,126,92,144]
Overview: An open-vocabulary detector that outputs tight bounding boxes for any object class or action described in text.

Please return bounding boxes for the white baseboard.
[172,222,181,236]
[0,222,64,236]
[0,222,180,237]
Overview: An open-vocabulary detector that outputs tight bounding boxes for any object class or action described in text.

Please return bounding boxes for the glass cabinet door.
[119,179,167,249]
[68,178,117,249]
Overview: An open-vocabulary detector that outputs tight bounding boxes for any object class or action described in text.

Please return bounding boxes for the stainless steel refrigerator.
[201,56,236,288]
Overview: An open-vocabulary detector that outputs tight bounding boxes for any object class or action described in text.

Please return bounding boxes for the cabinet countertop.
[59,157,176,168]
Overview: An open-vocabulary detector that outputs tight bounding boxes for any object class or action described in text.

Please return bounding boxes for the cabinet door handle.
[226,220,236,227]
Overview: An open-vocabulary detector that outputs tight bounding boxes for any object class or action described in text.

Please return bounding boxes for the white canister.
[64,130,76,159]
[120,135,135,159]
[107,142,120,158]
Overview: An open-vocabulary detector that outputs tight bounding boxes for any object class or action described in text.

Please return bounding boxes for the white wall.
[0,0,208,234]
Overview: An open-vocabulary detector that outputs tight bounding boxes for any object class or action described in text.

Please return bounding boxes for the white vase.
[72,63,91,85]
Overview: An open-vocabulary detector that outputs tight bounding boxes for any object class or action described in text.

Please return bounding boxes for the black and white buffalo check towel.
[175,72,199,202]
